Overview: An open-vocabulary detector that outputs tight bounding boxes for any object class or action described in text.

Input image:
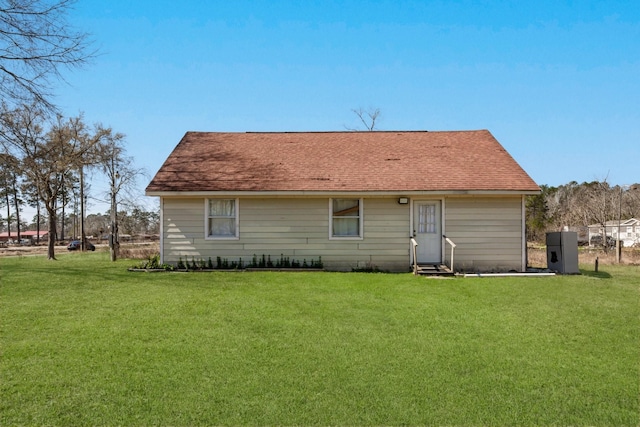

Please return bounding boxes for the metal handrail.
[412,236,457,274]
[410,237,419,275]
[443,235,457,272]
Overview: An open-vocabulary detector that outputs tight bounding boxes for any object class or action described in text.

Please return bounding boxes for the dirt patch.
[0,244,58,257]
[118,243,160,259]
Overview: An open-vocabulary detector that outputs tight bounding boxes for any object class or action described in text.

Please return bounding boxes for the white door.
[413,201,442,264]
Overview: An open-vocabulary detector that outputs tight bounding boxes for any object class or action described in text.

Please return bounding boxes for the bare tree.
[622,183,640,219]
[348,107,381,131]
[98,129,145,261]
[64,114,111,250]
[0,103,106,259]
[576,181,619,250]
[0,0,94,109]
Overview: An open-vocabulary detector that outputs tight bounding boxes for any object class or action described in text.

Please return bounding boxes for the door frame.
[410,198,446,265]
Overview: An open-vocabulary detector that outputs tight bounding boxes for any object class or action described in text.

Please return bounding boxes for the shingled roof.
[146,130,539,194]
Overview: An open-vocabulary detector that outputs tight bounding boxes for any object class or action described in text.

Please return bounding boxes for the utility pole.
[109,165,119,262]
[616,185,625,263]
[36,202,40,244]
[80,166,86,251]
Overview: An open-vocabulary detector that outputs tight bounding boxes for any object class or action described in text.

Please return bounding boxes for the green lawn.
[1,253,639,426]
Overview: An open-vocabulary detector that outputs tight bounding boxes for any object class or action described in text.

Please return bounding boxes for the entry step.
[415,264,454,276]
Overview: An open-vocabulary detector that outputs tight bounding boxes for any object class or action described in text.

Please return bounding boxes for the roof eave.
[146,189,541,197]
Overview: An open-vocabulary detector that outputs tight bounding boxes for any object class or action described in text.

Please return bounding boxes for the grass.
[1,253,639,426]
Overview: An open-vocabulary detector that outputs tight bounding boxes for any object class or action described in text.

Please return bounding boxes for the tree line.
[526,180,640,243]
[3,205,159,243]
[0,104,146,259]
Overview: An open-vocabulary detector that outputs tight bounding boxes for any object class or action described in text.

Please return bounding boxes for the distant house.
[0,230,48,243]
[146,130,540,272]
[588,218,640,248]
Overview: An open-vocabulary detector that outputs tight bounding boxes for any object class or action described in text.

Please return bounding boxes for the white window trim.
[329,198,364,240]
[205,198,239,240]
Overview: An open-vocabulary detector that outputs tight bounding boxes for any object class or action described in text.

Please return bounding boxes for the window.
[418,204,437,234]
[207,199,238,238]
[330,198,362,238]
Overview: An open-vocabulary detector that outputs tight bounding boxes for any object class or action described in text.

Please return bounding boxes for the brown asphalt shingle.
[146,130,539,193]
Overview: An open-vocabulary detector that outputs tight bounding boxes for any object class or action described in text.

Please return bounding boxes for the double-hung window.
[330,198,363,239]
[206,199,238,239]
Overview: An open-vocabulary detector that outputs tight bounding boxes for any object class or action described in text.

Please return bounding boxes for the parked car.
[67,240,96,251]
[589,235,617,248]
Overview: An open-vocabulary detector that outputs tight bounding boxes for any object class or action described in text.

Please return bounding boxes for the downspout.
[159,197,164,265]
[522,195,527,272]
[80,166,85,251]
[408,198,414,269]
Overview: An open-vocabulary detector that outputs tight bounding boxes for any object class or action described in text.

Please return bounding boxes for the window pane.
[209,199,235,217]
[333,218,359,236]
[209,218,235,236]
[418,204,436,234]
[333,199,359,217]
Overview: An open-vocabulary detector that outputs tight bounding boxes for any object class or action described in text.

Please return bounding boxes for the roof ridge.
[184,129,489,134]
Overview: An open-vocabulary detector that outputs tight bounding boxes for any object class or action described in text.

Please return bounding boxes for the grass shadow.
[580,269,612,279]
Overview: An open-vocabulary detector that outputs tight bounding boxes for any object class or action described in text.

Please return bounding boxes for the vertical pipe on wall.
[522,195,527,272]
[159,197,164,265]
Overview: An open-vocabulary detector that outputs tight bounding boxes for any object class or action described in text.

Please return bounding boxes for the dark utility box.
[546,232,580,274]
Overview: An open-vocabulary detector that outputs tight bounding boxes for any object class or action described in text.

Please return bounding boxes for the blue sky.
[53,0,639,212]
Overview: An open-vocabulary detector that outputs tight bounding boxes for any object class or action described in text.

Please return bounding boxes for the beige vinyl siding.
[162,197,410,271]
[444,196,524,272]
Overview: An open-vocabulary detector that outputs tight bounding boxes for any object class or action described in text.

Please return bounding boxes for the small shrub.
[148,254,161,269]
[171,254,323,271]
[133,254,174,271]
[352,262,383,273]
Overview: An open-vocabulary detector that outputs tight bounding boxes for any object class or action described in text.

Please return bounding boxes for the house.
[146,130,540,272]
[0,230,48,244]
[587,218,640,248]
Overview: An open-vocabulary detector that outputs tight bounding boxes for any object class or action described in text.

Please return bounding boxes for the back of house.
[146,130,540,272]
